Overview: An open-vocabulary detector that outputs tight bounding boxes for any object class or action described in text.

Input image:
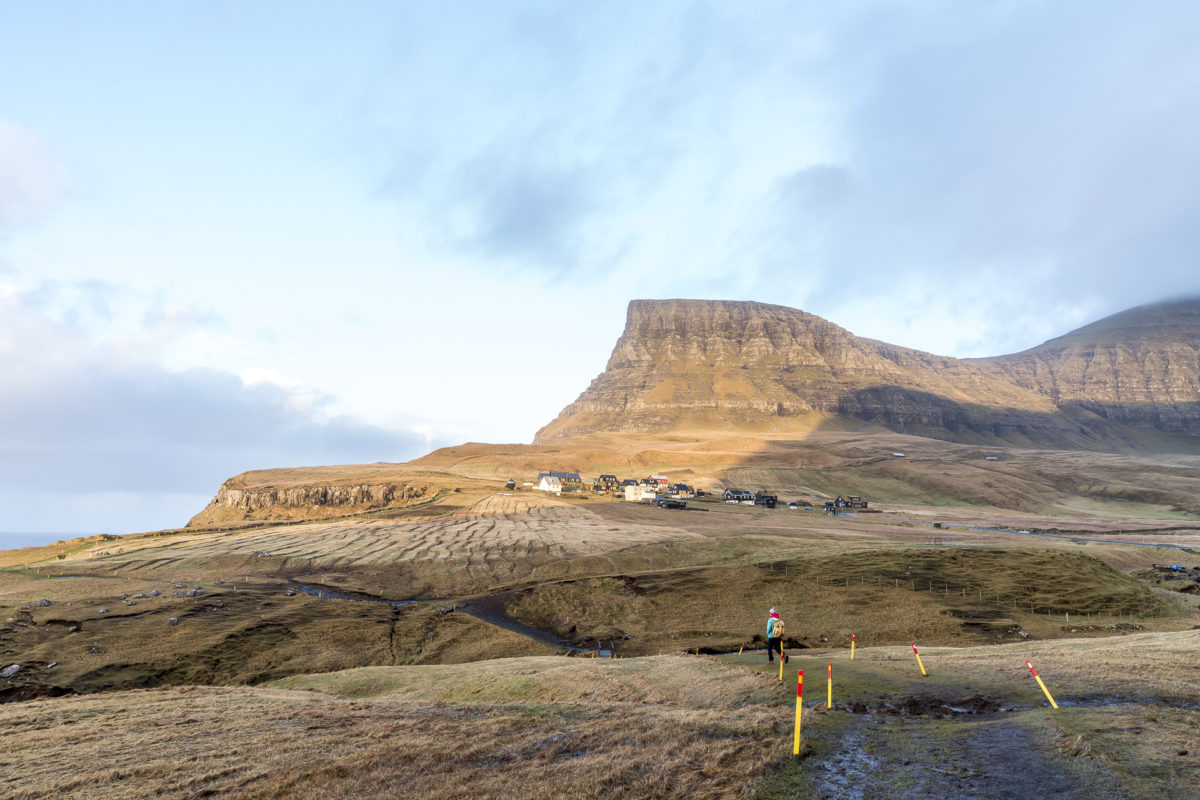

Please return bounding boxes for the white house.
[624,484,658,503]
[536,476,563,493]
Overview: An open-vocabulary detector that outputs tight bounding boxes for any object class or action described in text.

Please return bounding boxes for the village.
[506,471,871,514]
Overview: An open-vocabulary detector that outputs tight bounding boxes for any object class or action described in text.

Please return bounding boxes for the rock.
[185,588,201,597]
[167,617,179,626]
[126,601,137,606]
[533,298,1200,446]
[47,661,59,669]
[1180,750,1190,756]
[68,625,80,633]
[146,589,161,597]
[34,599,52,607]
[132,593,145,599]
[97,608,108,614]
[285,589,296,596]
[119,594,128,600]
[1,664,20,678]
[87,647,99,654]
[172,592,184,598]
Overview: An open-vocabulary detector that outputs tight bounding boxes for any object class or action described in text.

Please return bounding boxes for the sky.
[3,1,1200,536]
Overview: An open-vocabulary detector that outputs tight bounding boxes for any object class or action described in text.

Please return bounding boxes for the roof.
[536,471,581,481]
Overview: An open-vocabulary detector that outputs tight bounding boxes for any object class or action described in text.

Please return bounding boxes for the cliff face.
[974,300,1200,435]
[187,475,434,528]
[535,298,1200,448]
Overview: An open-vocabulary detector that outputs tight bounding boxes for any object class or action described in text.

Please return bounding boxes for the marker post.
[850,633,856,661]
[911,642,927,676]
[738,643,744,655]
[1026,660,1059,709]
[827,662,833,709]
[779,654,784,681]
[793,670,804,755]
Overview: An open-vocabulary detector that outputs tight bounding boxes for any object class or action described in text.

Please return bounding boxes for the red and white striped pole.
[911,642,927,676]
[1026,659,1059,709]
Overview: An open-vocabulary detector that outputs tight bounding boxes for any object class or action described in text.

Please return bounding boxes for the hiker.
[766,607,788,663]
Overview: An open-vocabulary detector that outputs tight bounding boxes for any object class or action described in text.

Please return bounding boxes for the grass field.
[4,433,1200,797]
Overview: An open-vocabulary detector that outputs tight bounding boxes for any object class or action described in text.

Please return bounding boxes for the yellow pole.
[911,642,927,676]
[827,662,832,709]
[738,642,744,655]
[1026,660,1059,709]
[793,670,804,755]
[779,653,784,681]
[850,633,855,661]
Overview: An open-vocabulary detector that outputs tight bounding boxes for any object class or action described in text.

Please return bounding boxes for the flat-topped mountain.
[536,298,1200,449]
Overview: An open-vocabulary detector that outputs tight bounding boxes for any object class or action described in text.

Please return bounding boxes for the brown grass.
[1,656,799,800]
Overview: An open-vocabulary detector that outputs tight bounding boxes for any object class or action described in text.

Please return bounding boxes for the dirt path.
[796,711,1126,800]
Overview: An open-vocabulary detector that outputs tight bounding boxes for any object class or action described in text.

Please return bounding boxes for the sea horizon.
[0,531,110,550]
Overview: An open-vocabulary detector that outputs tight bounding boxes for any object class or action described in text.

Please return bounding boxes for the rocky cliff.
[187,469,435,528]
[535,298,1200,449]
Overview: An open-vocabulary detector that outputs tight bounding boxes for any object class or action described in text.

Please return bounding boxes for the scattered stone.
[1180,750,1190,756]
[1,664,20,678]
[47,661,59,669]
[21,604,30,610]
[35,599,52,607]
[168,617,179,626]
[146,589,161,598]
[132,593,145,599]
[68,625,80,633]
[173,584,184,589]
[87,647,99,654]
[185,588,202,597]
[119,594,129,600]
[172,592,184,599]
[126,601,138,606]
[97,608,108,614]
[213,579,224,585]
[1019,630,1029,638]
[285,589,296,596]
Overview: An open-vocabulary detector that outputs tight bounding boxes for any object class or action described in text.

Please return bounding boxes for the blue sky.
[3,1,1200,535]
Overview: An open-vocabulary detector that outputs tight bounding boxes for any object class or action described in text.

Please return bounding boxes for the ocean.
[0,532,101,550]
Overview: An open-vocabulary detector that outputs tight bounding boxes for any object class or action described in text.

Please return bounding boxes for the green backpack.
[772,618,784,638]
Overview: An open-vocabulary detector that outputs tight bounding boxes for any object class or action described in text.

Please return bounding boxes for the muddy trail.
[791,709,1126,800]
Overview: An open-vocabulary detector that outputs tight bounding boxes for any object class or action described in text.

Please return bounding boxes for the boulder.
[0,664,19,678]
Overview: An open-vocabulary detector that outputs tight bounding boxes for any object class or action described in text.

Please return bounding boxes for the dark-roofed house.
[536,471,583,493]
[594,474,620,494]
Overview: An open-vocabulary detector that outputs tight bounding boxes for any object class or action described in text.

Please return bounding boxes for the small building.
[723,489,754,504]
[535,471,584,492]
[624,484,658,503]
[846,496,868,509]
[645,475,669,488]
[504,479,516,491]
[755,492,777,508]
[620,478,639,488]
[594,474,620,494]
[668,483,694,498]
[536,476,563,494]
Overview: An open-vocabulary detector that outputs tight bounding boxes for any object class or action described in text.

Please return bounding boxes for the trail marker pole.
[850,633,856,661]
[779,654,784,681]
[827,662,833,709]
[1026,659,1059,709]
[911,642,927,676]
[793,670,804,755]
[738,643,744,655]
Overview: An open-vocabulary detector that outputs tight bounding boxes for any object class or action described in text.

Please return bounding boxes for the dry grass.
[1,656,798,800]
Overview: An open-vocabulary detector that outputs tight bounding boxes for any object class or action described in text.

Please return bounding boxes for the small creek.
[288,581,614,656]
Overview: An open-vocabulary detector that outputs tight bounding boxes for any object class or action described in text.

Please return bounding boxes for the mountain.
[535,298,1200,450]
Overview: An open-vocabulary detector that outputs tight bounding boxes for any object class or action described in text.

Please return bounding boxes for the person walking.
[766,607,788,663]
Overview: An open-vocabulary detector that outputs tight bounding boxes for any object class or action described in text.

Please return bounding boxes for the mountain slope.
[536,298,1200,449]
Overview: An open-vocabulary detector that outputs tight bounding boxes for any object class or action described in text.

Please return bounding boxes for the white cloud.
[0,120,65,231]
[0,285,443,531]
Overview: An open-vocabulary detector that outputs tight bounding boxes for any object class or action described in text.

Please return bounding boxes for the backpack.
[771,618,784,638]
